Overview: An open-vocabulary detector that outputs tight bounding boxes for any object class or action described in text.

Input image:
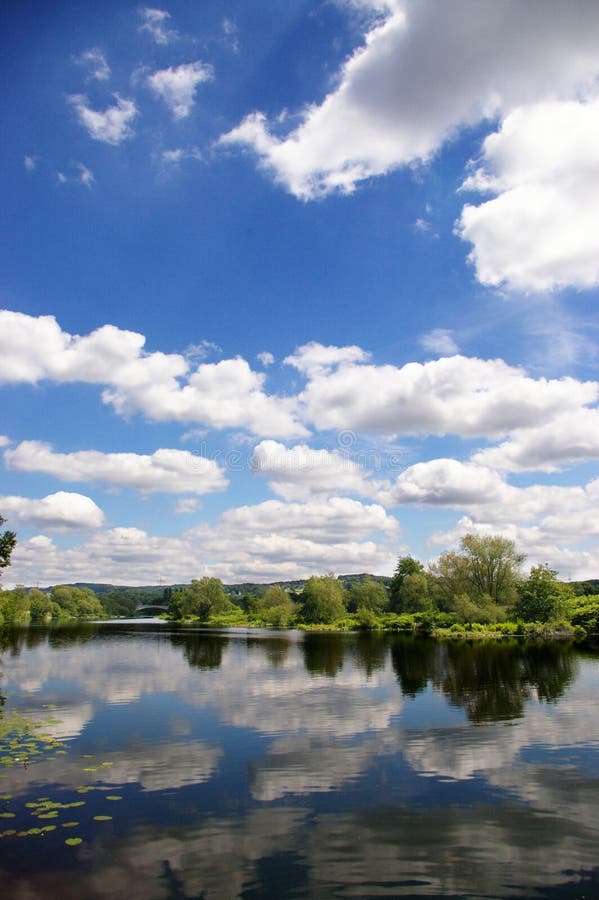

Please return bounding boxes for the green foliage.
[300,575,347,624]
[389,556,424,611]
[347,577,389,614]
[431,533,524,611]
[50,585,104,620]
[453,593,508,625]
[171,577,236,621]
[0,515,16,578]
[513,565,574,623]
[27,589,52,622]
[0,587,30,625]
[567,594,599,634]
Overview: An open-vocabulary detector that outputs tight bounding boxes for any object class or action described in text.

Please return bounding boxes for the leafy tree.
[27,588,52,622]
[174,577,234,621]
[513,564,573,623]
[300,575,346,624]
[431,534,524,610]
[51,585,104,619]
[389,556,424,611]
[399,572,432,613]
[347,577,389,614]
[0,515,16,579]
[259,585,295,627]
[0,586,30,625]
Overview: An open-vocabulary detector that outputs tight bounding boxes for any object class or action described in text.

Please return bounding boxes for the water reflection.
[0,625,598,898]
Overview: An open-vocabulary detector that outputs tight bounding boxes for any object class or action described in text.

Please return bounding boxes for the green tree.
[399,572,432,613]
[300,575,347,624]
[389,556,424,611]
[259,585,295,627]
[51,585,104,619]
[431,534,524,610]
[513,564,573,623]
[175,577,233,621]
[0,586,30,626]
[0,515,17,579]
[27,588,52,622]
[347,577,389,614]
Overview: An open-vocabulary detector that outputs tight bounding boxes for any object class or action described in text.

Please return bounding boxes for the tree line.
[2,510,599,634]
[166,533,598,635]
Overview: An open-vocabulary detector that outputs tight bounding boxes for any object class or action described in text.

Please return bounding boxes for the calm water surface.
[1,623,599,898]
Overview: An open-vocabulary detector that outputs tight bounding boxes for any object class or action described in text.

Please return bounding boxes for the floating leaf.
[93,815,112,821]
[62,822,79,828]
[0,812,15,819]
[105,795,122,801]
[40,825,56,833]
[65,837,82,846]
[0,794,13,800]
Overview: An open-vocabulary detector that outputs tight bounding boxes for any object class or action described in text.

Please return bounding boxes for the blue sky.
[2,0,599,586]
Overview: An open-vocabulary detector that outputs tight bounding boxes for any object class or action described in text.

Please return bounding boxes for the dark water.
[1,624,599,899]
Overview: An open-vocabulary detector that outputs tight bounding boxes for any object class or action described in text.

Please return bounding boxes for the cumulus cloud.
[219,0,599,200]
[148,62,214,119]
[284,341,370,375]
[472,408,599,472]
[458,98,599,291]
[69,93,138,145]
[290,349,598,439]
[8,497,400,586]
[24,155,37,172]
[257,351,275,367]
[0,311,305,438]
[0,491,104,530]
[4,441,228,496]
[74,47,111,81]
[251,439,388,502]
[138,7,178,45]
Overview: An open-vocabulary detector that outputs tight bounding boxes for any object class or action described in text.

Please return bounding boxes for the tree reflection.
[302,633,346,677]
[181,633,230,671]
[439,640,577,723]
[390,636,440,697]
[353,633,389,678]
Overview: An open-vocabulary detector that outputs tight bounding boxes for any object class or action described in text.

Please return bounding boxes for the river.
[1,622,599,898]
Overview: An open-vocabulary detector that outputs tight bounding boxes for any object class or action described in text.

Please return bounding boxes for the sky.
[1,0,599,587]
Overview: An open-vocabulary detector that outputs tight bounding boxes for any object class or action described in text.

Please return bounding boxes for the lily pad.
[65,837,82,846]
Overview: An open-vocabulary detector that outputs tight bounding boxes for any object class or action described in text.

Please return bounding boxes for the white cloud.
[251,439,389,502]
[162,146,203,164]
[472,408,599,472]
[24,155,36,172]
[219,0,599,199]
[284,341,370,375]
[175,498,201,515]
[184,339,221,362]
[69,93,138,145]
[0,311,305,438]
[419,329,458,355]
[0,436,10,448]
[458,98,599,291]
[148,62,214,120]
[8,497,399,586]
[291,350,598,439]
[257,351,275,367]
[0,492,104,530]
[77,162,94,187]
[138,7,178,45]
[391,458,506,507]
[4,441,228,496]
[74,47,111,81]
